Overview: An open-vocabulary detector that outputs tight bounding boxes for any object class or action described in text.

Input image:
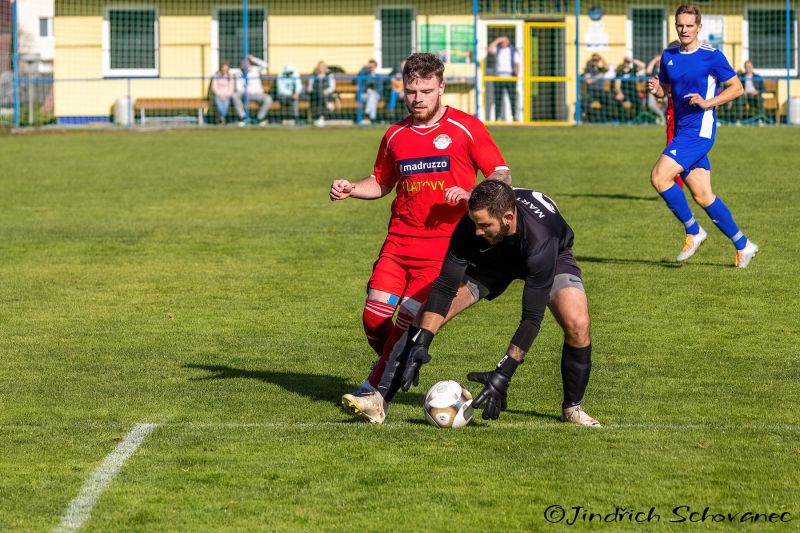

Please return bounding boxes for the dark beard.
[484,222,510,245]
[408,98,441,123]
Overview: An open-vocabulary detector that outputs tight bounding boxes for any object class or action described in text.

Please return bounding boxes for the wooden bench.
[134,98,208,126]
[761,79,782,124]
[331,78,385,112]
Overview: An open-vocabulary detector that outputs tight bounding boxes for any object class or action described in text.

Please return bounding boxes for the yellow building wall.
[268,15,375,74]
[52,5,800,123]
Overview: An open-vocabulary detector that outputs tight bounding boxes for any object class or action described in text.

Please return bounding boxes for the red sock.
[367,310,413,388]
[363,299,396,356]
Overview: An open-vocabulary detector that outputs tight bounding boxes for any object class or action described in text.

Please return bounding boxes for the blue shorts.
[663,133,713,179]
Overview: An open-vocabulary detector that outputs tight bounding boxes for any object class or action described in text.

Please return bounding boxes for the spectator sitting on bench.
[735,60,765,121]
[613,56,645,121]
[276,63,303,123]
[232,55,272,126]
[583,53,612,121]
[358,59,382,122]
[386,61,405,122]
[308,60,336,127]
[211,62,235,124]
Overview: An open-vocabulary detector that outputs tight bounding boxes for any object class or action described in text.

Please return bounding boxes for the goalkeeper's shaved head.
[403,53,445,83]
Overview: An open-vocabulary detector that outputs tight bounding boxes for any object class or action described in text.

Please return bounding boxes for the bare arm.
[329,175,392,201]
[486,168,511,185]
[686,76,744,110]
[248,55,267,69]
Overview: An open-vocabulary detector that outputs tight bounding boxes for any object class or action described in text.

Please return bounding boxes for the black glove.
[467,355,520,420]
[400,327,435,392]
[467,371,509,419]
[401,345,431,391]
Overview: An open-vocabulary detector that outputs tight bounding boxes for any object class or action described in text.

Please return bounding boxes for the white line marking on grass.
[161,421,800,433]
[55,423,158,533]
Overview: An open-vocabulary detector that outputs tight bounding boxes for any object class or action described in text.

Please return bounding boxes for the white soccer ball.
[423,380,474,428]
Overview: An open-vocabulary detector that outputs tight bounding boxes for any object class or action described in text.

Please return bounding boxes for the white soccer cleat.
[736,240,759,268]
[676,227,708,261]
[341,391,386,424]
[561,405,601,427]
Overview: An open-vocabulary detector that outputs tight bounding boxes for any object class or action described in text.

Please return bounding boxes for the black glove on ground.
[400,328,435,391]
[467,355,521,420]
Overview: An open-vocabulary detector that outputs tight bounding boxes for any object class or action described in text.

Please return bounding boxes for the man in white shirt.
[488,36,520,121]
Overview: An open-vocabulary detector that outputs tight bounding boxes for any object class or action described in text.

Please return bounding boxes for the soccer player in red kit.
[329,53,510,415]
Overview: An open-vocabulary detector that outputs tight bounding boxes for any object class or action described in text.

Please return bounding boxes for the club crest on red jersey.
[433,134,452,150]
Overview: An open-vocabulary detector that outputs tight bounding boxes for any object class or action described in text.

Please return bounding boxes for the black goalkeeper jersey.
[425,188,576,353]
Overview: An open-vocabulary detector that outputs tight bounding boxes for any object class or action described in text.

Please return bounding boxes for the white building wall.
[17,0,54,73]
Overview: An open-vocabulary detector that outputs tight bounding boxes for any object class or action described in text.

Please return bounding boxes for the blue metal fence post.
[127,77,132,128]
[786,0,792,126]
[243,0,250,126]
[12,0,20,128]
[574,0,581,125]
[473,0,480,119]
[356,77,363,124]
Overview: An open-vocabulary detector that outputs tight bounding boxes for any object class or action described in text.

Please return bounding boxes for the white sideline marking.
[161,421,800,432]
[55,423,158,533]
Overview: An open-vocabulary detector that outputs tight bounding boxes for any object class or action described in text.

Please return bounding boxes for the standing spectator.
[583,53,612,121]
[308,60,336,127]
[735,60,765,120]
[232,55,272,126]
[613,56,645,121]
[358,59,382,122]
[276,63,303,123]
[211,62,235,124]
[488,35,520,121]
[386,61,405,121]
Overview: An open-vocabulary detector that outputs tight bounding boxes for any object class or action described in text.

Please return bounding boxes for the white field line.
[159,421,800,432]
[55,423,158,533]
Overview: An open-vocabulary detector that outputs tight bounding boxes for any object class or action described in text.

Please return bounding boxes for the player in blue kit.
[647,4,758,268]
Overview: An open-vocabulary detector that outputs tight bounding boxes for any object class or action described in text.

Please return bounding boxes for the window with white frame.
[419,23,474,64]
[103,8,158,77]
[746,8,797,75]
[39,17,52,38]
[215,7,266,70]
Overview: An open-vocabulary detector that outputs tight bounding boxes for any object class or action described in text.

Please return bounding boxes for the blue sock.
[659,184,700,235]
[703,197,747,250]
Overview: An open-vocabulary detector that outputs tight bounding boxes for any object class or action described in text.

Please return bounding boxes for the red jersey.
[666,96,676,144]
[372,107,507,247]
[666,96,684,187]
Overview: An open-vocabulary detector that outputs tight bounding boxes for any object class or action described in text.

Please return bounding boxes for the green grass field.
[1,125,799,531]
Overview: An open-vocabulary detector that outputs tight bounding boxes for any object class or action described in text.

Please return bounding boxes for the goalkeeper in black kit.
[378,180,601,426]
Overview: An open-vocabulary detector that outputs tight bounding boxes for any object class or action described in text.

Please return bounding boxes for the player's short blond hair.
[675,4,702,24]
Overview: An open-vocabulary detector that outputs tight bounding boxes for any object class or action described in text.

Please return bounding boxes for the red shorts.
[368,234,449,303]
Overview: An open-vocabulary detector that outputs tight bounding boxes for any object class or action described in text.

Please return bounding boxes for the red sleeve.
[466,119,507,178]
[372,132,398,188]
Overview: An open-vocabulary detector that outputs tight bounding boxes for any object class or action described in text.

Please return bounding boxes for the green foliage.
[0,126,798,531]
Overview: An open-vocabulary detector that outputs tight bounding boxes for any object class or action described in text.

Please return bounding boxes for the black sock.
[561,343,592,409]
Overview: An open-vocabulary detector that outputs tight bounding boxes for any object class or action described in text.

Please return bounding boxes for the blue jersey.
[658,43,736,139]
